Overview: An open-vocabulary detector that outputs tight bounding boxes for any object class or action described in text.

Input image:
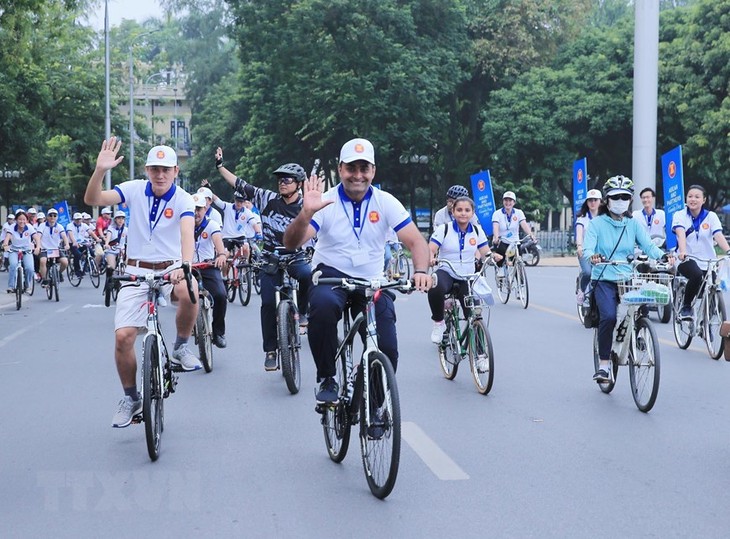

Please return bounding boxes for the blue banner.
[118,202,131,225]
[470,170,495,232]
[53,201,71,227]
[661,145,684,251]
[572,158,588,226]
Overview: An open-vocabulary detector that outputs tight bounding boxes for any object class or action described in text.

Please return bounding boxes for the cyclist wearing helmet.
[672,184,730,319]
[583,175,670,383]
[432,185,480,228]
[215,146,312,370]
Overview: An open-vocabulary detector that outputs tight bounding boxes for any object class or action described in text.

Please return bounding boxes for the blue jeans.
[259,258,312,352]
[594,280,620,361]
[8,251,34,290]
[578,255,592,293]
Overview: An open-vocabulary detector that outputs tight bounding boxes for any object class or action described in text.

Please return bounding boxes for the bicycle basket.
[470,275,495,306]
[616,273,673,305]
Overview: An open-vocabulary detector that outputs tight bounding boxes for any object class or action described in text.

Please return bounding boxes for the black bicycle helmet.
[233,191,247,201]
[272,163,306,183]
[446,185,469,199]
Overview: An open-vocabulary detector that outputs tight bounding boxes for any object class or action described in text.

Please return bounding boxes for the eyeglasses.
[278,177,296,185]
[608,194,631,201]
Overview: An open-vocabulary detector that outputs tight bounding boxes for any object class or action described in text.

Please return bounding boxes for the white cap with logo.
[586,189,602,200]
[502,191,516,201]
[192,193,207,208]
[339,138,375,165]
[101,207,112,215]
[73,212,83,219]
[197,187,213,200]
[146,145,177,167]
[114,210,126,218]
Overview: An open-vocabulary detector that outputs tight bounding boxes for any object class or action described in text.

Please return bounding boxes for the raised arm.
[215,147,238,188]
[283,174,331,250]
[84,137,124,208]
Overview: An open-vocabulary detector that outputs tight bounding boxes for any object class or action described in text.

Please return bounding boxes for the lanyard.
[147,195,171,239]
[644,209,654,228]
[688,208,707,237]
[502,208,514,231]
[340,194,372,245]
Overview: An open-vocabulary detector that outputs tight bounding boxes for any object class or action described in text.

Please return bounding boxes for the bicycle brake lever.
[182,262,197,304]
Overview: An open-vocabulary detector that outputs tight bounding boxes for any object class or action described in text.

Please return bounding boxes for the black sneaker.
[316,377,340,405]
[680,306,693,320]
[264,351,278,371]
[213,334,227,348]
[367,405,389,439]
[593,369,610,383]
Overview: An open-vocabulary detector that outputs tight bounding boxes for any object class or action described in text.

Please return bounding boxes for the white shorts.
[113,266,174,331]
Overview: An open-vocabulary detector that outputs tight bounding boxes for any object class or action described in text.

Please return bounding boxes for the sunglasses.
[608,194,631,201]
[278,177,296,185]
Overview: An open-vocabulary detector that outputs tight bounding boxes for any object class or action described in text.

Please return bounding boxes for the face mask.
[608,199,630,215]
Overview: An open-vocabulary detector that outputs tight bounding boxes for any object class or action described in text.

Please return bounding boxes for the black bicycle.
[192,262,215,373]
[315,273,414,499]
[67,242,101,288]
[8,248,33,310]
[107,263,197,461]
[42,249,65,302]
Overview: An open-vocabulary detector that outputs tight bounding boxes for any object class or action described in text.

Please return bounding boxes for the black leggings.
[677,259,705,308]
[427,269,469,322]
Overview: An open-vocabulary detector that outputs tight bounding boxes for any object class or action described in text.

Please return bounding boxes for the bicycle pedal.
[131,414,143,424]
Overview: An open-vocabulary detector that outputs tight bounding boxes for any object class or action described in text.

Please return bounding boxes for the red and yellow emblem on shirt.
[702,223,710,230]
[202,232,208,239]
[654,219,660,225]
[512,215,518,221]
[368,211,380,223]
[164,208,174,218]
[469,238,476,246]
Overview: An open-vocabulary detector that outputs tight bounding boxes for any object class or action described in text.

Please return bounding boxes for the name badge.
[506,231,514,238]
[352,252,369,267]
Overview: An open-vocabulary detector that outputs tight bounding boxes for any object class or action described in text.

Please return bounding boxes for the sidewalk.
[539,256,579,267]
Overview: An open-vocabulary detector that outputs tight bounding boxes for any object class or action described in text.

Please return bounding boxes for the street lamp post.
[128,30,158,182]
[173,86,178,151]
[104,0,111,190]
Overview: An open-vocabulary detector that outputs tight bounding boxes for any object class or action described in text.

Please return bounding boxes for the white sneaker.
[171,344,202,371]
[430,321,446,344]
[576,290,584,305]
[112,396,142,428]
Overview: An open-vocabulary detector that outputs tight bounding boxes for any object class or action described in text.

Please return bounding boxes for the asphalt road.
[2,263,730,538]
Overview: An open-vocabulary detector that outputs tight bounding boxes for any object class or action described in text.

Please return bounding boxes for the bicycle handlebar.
[107,263,197,305]
[312,271,423,293]
[433,257,491,281]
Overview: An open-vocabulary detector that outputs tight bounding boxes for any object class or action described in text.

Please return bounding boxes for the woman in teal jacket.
[583,176,668,383]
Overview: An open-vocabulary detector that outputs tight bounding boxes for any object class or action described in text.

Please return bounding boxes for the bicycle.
[42,249,64,302]
[385,241,410,281]
[106,263,197,461]
[493,239,529,308]
[576,270,589,326]
[224,241,252,306]
[314,273,414,499]
[519,237,542,267]
[191,262,215,373]
[672,255,728,360]
[592,259,671,413]
[261,247,308,394]
[67,242,101,288]
[8,248,33,310]
[435,258,495,395]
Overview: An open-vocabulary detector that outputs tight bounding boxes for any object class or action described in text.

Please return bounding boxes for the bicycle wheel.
[593,328,617,394]
[704,289,726,360]
[67,261,81,287]
[226,266,236,303]
[494,265,510,304]
[196,297,214,373]
[111,276,119,302]
[45,267,54,300]
[27,268,34,296]
[142,334,164,461]
[252,266,261,295]
[525,246,540,267]
[359,351,400,499]
[322,338,351,463]
[629,316,661,412]
[468,318,494,395]
[89,259,101,288]
[278,300,301,394]
[238,265,252,306]
[515,262,529,309]
[397,253,410,280]
[672,281,692,349]
[438,313,460,380]
[576,276,587,326]
[52,267,59,302]
[15,267,23,310]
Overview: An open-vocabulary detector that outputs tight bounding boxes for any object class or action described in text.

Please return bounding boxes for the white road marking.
[0,326,32,349]
[56,305,72,313]
[402,421,469,480]
[83,304,106,308]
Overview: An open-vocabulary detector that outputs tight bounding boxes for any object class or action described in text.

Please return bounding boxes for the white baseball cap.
[114,210,126,218]
[101,207,112,215]
[192,193,207,208]
[7,213,15,219]
[73,212,83,219]
[503,191,516,201]
[82,212,91,219]
[37,212,46,219]
[197,187,213,200]
[339,138,375,165]
[586,189,602,200]
[47,208,58,216]
[27,207,37,214]
[145,145,177,167]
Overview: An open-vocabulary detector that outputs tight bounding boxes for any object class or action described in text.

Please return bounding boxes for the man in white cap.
[284,137,433,406]
[491,190,535,270]
[85,137,201,428]
[215,146,312,371]
[38,207,71,284]
[195,186,223,226]
[66,212,90,277]
[103,210,128,276]
[27,207,39,227]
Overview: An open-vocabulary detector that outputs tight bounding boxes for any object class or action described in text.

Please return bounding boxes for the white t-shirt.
[672,207,723,270]
[105,223,128,250]
[311,184,412,279]
[1,221,14,242]
[114,180,195,263]
[492,207,526,245]
[205,206,223,226]
[5,224,37,251]
[430,221,488,278]
[194,217,222,262]
[213,200,258,239]
[432,206,480,228]
[67,222,91,244]
[38,221,67,251]
[632,208,666,240]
